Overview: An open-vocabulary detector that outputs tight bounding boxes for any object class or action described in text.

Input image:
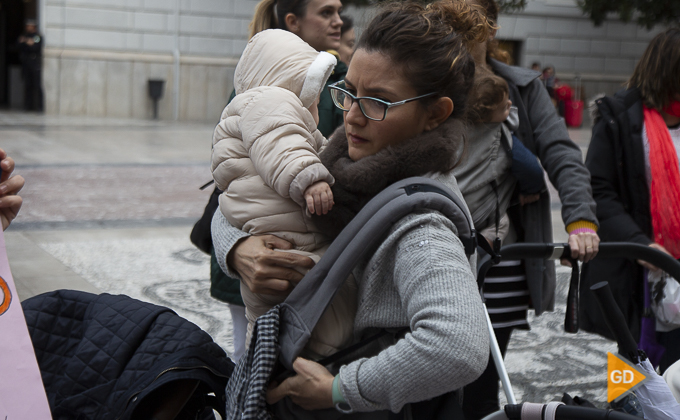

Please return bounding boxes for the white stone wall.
[39,0,667,121]
[44,0,257,56]
[43,53,237,121]
[42,0,257,121]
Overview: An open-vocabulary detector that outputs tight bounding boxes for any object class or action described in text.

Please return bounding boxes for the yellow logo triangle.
[607,352,648,402]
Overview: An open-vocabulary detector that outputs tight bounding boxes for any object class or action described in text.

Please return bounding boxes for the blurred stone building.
[39,0,259,121]
[0,0,666,122]
[494,0,664,107]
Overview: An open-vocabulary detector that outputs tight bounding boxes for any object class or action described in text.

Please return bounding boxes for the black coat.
[18,30,43,70]
[580,87,652,341]
[22,290,234,420]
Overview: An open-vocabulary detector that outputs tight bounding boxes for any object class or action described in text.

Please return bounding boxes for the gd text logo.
[607,352,647,402]
[0,275,11,316]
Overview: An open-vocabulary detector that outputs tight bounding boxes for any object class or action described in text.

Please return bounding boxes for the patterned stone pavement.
[34,230,235,354]
[2,112,617,410]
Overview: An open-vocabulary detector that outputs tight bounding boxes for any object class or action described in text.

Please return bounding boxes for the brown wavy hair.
[468,74,509,123]
[463,0,512,64]
[628,28,680,110]
[356,0,478,120]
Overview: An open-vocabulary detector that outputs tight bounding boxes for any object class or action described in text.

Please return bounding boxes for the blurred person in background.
[541,65,556,100]
[582,28,680,374]
[248,0,346,137]
[17,20,43,112]
[337,15,355,65]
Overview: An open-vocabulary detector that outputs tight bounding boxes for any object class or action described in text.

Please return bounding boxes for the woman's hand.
[227,235,315,295]
[0,149,24,231]
[638,243,672,272]
[561,231,599,266]
[266,358,335,410]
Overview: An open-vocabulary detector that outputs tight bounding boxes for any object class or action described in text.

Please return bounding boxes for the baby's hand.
[519,193,540,206]
[304,181,334,215]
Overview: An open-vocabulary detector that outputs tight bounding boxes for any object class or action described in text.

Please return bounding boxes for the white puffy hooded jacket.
[211,29,337,251]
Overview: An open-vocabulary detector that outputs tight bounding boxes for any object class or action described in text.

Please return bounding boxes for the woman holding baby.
[215,1,488,417]
[213,0,600,417]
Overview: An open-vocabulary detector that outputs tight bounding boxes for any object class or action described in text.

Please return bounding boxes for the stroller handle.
[497,242,680,284]
[503,404,641,420]
[589,281,640,362]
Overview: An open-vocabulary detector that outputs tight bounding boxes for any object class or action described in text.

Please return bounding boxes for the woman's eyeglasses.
[328,81,437,121]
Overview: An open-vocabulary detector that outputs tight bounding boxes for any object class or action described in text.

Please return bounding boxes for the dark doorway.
[497,39,522,66]
[0,0,38,109]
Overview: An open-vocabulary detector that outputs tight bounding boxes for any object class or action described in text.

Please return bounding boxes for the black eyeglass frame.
[328,81,438,121]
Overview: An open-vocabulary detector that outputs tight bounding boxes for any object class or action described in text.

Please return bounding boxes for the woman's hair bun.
[425,0,495,52]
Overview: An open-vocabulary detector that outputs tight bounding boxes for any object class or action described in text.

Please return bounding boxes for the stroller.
[227,176,658,420]
[477,242,680,420]
[22,290,234,420]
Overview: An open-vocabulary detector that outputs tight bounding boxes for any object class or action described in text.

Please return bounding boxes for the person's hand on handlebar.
[227,235,316,296]
[0,149,24,231]
[266,358,334,410]
[638,242,672,272]
[562,231,600,266]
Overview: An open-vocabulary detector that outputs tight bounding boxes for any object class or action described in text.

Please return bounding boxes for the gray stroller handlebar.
[478,241,680,334]
[496,242,680,282]
[503,403,640,420]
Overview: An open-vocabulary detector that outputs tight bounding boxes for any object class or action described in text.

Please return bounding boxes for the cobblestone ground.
[35,235,234,355]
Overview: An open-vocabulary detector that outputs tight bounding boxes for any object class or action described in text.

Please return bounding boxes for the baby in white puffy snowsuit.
[211,29,355,358]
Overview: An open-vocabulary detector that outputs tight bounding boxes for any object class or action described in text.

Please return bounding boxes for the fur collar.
[314,118,467,236]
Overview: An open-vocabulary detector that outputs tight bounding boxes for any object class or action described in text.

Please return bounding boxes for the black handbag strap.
[277,177,477,370]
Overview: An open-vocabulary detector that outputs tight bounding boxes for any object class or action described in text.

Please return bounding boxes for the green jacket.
[211,59,347,305]
[210,246,244,305]
[317,59,347,137]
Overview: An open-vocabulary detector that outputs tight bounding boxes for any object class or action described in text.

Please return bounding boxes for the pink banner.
[0,230,52,419]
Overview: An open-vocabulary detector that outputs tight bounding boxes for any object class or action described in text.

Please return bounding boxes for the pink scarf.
[646,105,680,258]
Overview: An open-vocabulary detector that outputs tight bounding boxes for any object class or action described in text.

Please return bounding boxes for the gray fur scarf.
[314,118,467,237]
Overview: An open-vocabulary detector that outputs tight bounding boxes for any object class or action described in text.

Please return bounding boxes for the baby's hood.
[233,29,337,108]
